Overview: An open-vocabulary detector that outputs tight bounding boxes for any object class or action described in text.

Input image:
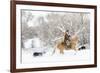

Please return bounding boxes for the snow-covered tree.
[21,10,90,50]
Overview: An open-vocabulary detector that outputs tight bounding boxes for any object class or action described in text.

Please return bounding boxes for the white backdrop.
[0,0,100,73]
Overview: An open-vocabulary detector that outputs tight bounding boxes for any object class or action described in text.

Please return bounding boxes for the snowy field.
[22,48,91,64]
[20,10,91,65]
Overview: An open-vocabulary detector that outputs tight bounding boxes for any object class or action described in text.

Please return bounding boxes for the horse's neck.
[71,34,78,41]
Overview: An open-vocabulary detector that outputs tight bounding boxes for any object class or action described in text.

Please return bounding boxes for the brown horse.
[54,32,78,54]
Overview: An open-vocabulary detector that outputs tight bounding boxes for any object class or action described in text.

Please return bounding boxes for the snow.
[32,38,42,48]
[24,39,32,48]
[23,38,43,49]
[22,38,90,64]
[22,48,90,64]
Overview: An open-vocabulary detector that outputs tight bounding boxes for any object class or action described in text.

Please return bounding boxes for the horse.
[54,32,79,54]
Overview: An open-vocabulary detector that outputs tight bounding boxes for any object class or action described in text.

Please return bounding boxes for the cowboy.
[66,30,71,41]
[64,30,71,47]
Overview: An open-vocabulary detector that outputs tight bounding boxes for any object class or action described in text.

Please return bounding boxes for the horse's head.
[71,33,78,42]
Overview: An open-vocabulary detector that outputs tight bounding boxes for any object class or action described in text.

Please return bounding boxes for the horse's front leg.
[71,43,78,55]
[57,43,65,54]
[60,49,64,54]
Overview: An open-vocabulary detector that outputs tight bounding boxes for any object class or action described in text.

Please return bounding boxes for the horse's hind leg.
[60,49,64,54]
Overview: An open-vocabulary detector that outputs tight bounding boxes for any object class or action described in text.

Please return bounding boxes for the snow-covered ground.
[21,38,91,64]
[22,48,90,64]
